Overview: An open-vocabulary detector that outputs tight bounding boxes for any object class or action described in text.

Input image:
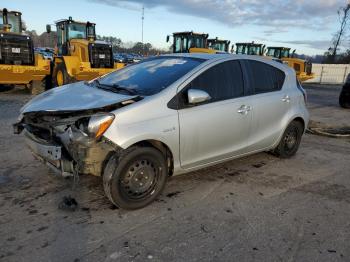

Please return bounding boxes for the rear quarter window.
[244,60,285,94]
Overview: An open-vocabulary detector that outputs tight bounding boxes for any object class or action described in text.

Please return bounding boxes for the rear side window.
[245,60,285,94]
[188,60,244,102]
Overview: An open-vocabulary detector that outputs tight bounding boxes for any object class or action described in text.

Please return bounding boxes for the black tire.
[43,75,53,90]
[339,92,350,108]
[103,147,168,210]
[273,121,304,158]
[52,62,73,87]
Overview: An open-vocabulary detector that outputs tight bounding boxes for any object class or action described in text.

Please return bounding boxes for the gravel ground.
[0,85,349,262]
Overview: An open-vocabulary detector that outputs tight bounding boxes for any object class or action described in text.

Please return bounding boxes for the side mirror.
[187,89,211,105]
[166,35,170,43]
[46,24,51,34]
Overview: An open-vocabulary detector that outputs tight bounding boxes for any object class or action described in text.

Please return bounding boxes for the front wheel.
[273,121,304,158]
[103,147,168,210]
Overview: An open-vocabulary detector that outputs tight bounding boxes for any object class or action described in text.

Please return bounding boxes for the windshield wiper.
[94,80,138,96]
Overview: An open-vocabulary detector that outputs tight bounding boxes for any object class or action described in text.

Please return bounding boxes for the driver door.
[178,60,252,169]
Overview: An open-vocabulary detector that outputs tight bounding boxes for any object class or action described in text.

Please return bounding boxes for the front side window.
[68,23,86,40]
[187,60,244,103]
[98,57,204,96]
[245,60,285,94]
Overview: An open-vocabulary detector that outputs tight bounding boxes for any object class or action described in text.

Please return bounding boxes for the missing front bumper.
[24,130,74,177]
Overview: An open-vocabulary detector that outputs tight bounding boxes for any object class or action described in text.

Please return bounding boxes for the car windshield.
[97,57,204,96]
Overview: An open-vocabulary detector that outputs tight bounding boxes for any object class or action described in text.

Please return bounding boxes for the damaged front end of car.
[14,109,120,177]
[13,80,143,177]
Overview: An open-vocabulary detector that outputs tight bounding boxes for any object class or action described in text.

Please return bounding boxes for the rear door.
[177,60,252,169]
[241,59,289,152]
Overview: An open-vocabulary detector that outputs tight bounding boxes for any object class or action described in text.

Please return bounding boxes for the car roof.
[162,53,265,62]
[161,53,293,74]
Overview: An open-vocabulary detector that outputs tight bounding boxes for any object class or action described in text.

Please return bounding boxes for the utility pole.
[141,5,144,55]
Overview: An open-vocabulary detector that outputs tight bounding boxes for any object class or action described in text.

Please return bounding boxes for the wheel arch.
[126,139,174,176]
[272,115,307,150]
[292,116,306,133]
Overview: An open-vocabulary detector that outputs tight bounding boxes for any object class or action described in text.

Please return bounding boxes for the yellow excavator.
[266,47,314,82]
[0,8,50,94]
[167,31,219,54]
[207,37,231,53]
[46,17,125,87]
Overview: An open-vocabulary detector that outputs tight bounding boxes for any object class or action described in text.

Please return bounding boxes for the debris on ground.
[166,191,181,198]
[58,196,78,211]
[307,120,350,138]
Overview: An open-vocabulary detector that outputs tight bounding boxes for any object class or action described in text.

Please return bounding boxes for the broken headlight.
[76,113,115,139]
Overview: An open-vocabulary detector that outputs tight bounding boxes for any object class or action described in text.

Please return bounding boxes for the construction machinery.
[235,42,265,56]
[46,17,125,87]
[0,8,50,94]
[166,31,217,54]
[266,47,314,82]
[207,37,231,53]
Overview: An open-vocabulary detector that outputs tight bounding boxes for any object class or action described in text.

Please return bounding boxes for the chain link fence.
[305,64,350,84]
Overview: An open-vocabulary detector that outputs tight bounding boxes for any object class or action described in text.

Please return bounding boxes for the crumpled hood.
[21,82,137,114]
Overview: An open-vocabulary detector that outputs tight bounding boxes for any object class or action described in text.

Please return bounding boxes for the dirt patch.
[295,181,350,203]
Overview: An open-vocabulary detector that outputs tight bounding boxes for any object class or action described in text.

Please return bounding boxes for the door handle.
[237,105,251,114]
[282,95,290,103]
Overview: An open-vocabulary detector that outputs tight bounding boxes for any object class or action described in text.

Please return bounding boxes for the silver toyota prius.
[14,54,309,209]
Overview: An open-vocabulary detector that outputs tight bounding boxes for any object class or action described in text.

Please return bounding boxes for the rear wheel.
[52,62,74,87]
[103,147,168,210]
[273,121,304,158]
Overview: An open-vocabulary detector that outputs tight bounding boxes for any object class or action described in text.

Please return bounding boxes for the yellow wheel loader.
[0,8,50,94]
[46,17,125,87]
[207,38,231,53]
[266,47,314,82]
[166,31,218,54]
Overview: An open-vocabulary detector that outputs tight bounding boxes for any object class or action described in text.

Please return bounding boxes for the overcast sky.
[5,0,348,55]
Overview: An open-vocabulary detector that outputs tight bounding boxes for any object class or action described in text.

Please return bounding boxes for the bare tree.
[328,3,350,62]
